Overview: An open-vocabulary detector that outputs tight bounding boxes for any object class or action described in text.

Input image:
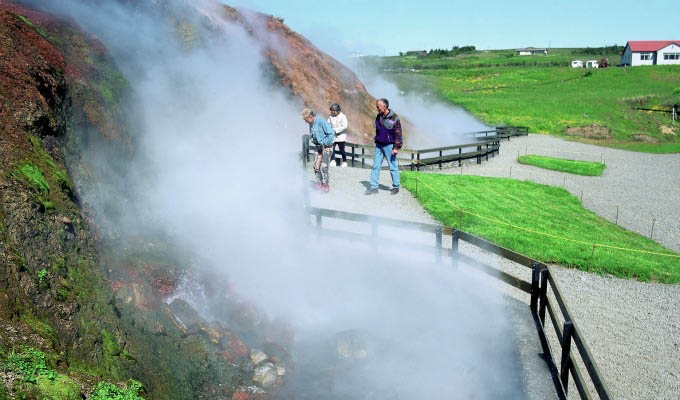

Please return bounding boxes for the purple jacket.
[375,110,403,149]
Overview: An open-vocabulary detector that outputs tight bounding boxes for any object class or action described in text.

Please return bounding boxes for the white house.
[621,40,680,66]
[516,47,548,56]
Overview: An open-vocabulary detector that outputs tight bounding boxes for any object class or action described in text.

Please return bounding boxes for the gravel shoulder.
[307,137,680,399]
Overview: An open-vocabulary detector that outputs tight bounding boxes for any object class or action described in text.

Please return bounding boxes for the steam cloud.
[19,0,525,398]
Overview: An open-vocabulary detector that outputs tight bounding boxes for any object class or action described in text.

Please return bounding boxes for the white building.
[621,40,680,66]
[516,47,548,56]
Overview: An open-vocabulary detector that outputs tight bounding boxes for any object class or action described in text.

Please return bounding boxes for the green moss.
[22,313,58,345]
[17,14,49,39]
[0,380,8,400]
[90,380,145,400]
[101,329,122,357]
[36,374,81,400]
[16,163,50,195]
[95,70,129,106]
[29,136,73,194]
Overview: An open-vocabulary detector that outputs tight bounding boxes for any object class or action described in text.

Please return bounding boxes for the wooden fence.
[307,206,612,400]
[302,127,529,171]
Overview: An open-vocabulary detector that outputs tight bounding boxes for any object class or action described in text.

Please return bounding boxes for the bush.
[90,380,145,400]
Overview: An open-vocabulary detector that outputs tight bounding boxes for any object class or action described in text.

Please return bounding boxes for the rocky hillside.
[0,0,359,398]
[224,7,379,142]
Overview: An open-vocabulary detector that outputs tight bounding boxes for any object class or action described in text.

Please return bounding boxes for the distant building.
[405,50,427,57]
[621,40,680,66]
[516,47,548,56]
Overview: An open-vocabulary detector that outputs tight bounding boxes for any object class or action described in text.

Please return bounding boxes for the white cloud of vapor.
[19,0,525,397]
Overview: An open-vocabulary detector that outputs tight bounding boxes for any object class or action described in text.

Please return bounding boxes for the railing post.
[361,147,365,168]
[302,134,309,169]
[530,262,540,313]
[411,153,414,171]
[451,229,459,267]
[351,144,355,167]
[560,320,574,393]
[435,226,442,262]
[539,268,548,325]
[416,152,421,171]
[458,148,462,167]
[477,145,481,164]
[439,150,442,169]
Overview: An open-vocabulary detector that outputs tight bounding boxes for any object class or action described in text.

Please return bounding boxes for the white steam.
[21,0,524,398]
[354,64,492,148]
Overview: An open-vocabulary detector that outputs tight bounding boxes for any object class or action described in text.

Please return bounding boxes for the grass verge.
[401,172,680,282]
[517,154,606,176]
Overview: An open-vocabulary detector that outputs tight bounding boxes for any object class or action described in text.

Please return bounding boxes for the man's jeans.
[369,143,400,189]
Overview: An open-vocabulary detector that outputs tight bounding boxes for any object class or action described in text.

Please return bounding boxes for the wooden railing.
[302,127,528,171]
[307,206,612,400]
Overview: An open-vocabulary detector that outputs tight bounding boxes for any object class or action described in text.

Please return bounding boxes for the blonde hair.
[301,108,315,118]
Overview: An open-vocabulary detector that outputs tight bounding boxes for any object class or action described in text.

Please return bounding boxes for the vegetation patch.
[22,312,58,345]
[375,50,680,152]
[89,380,145,400]
[402,172,680,282]
[17,14,49,39]
[4,346,57,383]
[15,162,50,195]
[517,154,606,176]
[2,346,81,399]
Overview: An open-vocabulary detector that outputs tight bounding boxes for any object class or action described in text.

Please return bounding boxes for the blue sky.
[224,0,678,57]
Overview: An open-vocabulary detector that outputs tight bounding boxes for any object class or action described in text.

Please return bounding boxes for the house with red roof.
[621,40,680,66]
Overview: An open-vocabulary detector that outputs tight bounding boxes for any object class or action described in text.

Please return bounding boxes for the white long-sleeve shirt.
[328,112,348,142]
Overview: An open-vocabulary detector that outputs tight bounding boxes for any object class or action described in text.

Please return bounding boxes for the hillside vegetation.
[375,48,680,152]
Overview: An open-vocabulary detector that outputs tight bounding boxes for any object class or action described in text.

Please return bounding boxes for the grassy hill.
[374,49,680,152]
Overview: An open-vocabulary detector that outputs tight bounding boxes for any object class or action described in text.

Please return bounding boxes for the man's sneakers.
[364,187,399,195]
[313,182,323,190]
[341,162,347,168]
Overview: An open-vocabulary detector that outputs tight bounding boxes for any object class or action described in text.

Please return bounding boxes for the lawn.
[401,172,680,283]
[373,49,680,153]
[517,155,606,176]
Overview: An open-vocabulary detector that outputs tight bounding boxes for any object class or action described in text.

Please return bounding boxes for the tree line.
[400,45,476,58]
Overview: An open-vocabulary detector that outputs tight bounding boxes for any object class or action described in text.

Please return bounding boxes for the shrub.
[90,380,145,400]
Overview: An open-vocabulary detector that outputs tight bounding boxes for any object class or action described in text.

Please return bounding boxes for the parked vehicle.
[599,58,609,68]
[585,60,599,68]
[571,60,584,68]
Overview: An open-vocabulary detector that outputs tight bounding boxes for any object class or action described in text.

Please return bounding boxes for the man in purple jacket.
[365,98,403,195]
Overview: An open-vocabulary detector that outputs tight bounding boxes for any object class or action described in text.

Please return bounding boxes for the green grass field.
[401,172,680,283]
[517,155,606,176]
[373,49,680,153]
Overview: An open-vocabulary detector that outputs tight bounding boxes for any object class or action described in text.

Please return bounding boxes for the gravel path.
[306,137,680,399]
